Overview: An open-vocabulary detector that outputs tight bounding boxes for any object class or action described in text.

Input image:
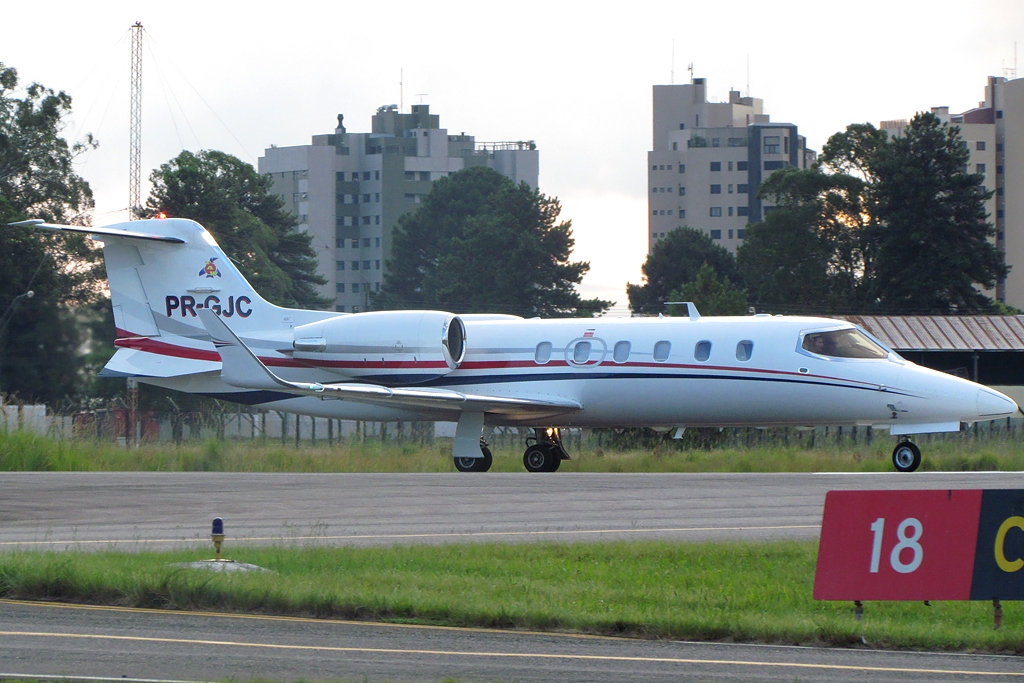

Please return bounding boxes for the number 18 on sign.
[814,489,1024,602]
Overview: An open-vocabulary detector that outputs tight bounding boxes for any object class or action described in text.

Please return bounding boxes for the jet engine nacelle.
[291,310,466,384]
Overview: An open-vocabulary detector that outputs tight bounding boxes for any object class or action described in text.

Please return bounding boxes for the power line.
[145,31,256,163]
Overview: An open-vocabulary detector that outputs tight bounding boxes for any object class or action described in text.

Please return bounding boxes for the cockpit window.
[801,328,888,359]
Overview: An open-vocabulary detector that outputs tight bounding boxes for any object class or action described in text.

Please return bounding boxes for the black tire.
[478,445,493,472]
[892,441,922,473]
[523,444,553,473]
[454,446,493,473]
[547,452,562,472]
[454,456,480,472]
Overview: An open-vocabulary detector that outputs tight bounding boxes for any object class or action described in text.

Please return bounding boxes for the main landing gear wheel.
[523,444,554,473]
[892,441,922,473]
[522,428,569,472]
[454,444,493,473]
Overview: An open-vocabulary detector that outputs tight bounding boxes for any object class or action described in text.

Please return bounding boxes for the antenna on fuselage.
[664,301,701,321]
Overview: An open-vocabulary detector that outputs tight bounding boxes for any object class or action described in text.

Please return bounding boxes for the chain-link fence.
[3,399,1023,450]
[1,401,441,446]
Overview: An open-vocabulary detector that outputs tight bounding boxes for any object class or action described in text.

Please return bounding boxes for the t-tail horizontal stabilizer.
[7,219,186,243]
[196,309,580,417]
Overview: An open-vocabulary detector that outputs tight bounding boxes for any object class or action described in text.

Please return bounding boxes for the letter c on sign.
[995,515,1024,573]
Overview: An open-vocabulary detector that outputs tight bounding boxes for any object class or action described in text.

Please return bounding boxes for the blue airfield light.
[211,517,226,560]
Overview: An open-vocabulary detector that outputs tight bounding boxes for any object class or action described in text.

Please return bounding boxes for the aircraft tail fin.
[7,217,282,338]
[97,218,275,338]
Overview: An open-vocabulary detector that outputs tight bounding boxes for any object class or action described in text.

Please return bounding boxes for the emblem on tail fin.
[199,257,222,278]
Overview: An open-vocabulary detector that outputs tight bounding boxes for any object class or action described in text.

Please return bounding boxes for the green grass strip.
[3,430,1024,473]
[1,541,1020,653]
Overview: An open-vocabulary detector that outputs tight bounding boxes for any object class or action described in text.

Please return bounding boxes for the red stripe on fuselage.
[112,330,878,388]
[113,333,297,367]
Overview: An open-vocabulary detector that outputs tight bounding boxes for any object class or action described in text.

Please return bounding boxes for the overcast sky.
[6,0,1022,310]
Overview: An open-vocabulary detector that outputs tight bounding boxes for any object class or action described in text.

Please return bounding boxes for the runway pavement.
[2,471,1023,550]
[2,599,1023,682]
[5,472,1024,681]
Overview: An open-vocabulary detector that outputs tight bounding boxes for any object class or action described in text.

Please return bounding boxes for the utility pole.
[129,21,143,220]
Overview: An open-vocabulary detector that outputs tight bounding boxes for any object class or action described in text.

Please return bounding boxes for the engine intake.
[292,310,465,384]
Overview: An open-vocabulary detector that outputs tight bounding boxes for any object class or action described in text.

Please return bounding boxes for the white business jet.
[9,217,1018,473]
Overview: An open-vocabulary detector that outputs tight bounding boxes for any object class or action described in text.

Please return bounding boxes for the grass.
[2,428,1024,473]
[1,541,1021,653]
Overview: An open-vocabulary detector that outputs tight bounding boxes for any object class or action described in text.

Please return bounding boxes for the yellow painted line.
[0,524,819,546]
[1,631,1020,677]
[0,599,627,641]
[0,675,201,683]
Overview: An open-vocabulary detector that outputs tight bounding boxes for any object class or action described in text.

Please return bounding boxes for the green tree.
[627,227,738,314]
[738,114,1004,314]
[737,197,832,313]
[373,166,609,317]
[870,112,1005,312]
[144,150,330,309]
[0,63,102,404]
[817,122,887,181]
[667,263,748,316]
[737,166,870,313]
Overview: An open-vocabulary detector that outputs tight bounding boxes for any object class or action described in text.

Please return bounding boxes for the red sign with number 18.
[814,490,983,601]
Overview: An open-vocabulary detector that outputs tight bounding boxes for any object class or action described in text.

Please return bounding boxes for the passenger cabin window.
[801,329,887,359]
[573,341,592,364]
[736,340,753,362]
[613,341,631,363]
[535,342,553,364]
[694,340,711,362]
[653,341,671,362]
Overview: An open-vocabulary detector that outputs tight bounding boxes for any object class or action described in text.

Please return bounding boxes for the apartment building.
[259,105,538,312]
[881,76,1024,308]
[648,78,814,253]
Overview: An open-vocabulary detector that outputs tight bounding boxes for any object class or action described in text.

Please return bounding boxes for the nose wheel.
[892,440,922,473]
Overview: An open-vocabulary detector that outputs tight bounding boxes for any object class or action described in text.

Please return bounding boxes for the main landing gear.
[523,428,570,473]
[453,437,493,473]
[892,438,922,473]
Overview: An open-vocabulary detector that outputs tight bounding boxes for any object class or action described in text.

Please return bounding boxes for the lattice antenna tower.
[1003,42,1018,80]
[129,22,143,220]
[746,54,750,97]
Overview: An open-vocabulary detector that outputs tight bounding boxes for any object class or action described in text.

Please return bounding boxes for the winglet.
[197,309,321,393]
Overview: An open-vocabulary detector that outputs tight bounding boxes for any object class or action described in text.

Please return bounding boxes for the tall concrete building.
[880,76,1024,308]
[259,105,538,312]
[648,78,814,253]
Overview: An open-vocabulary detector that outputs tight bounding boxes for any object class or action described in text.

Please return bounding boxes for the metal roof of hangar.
[838,316,1024,352]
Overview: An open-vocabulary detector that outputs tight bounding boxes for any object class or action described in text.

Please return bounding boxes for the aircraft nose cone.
[977,388,1018,418]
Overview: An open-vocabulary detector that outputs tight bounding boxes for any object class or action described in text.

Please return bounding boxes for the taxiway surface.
[2,471,1022,550]
[3,599,1023,682]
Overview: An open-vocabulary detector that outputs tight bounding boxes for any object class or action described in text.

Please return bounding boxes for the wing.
[7,219,185,244]
[196,309,580,417]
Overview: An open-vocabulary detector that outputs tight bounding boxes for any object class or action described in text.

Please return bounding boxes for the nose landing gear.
[523,428,570,472]
[892,439,922,473]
